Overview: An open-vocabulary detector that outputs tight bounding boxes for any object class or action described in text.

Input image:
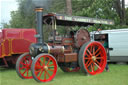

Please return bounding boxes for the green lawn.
[0,64,128,85]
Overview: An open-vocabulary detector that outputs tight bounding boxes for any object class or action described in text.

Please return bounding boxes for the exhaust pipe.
[35,7,44,44]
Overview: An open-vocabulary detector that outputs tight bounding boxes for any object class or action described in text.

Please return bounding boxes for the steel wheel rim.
[19,54,33,79]
[83,42,106,75]
[34,54,57,82]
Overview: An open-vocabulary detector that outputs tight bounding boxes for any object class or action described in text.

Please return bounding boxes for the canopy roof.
[43,13,114,26]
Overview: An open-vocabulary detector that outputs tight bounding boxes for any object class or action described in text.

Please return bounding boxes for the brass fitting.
[35,8,43,12]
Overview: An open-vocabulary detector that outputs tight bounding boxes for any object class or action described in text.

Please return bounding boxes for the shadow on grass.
[55,68,88,79]
[0,67,15,72]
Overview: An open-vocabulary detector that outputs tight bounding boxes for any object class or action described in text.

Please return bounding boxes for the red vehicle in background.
[0,28,36,67]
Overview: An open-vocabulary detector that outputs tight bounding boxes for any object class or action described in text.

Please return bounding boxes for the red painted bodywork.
[0,28,36,67]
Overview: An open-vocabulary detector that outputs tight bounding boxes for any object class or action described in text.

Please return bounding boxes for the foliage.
[49,0,66,14]
[10,0,35,28]
[50,0,128,32]
[2,0,128,32]
[1,22,10,28]
[9,10,35,28]
[72,0,127,30]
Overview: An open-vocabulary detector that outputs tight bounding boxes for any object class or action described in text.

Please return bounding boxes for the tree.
[5,0,128,31]
[9,0,36,28]
[126,8,128,25]
[114,0,126,25]
[49,0,66,14]
[6,0,52,28]
[65,0,72,15]
[1,22,10,28]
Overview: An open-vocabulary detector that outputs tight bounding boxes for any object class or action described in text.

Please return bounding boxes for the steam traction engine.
[16,8,114,82]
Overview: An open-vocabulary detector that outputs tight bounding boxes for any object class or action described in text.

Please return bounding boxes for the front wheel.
[31,53,57,82]
[78,41,107,75]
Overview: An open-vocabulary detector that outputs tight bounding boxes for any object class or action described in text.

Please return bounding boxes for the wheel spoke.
[49,67,54,69]
[27,56,31,60]
[86,49,92,56]
[38,59,43,66]
[46,59,51,66]
[24,58,28,65]
[96,57,103,59]
[19,66,26,70]
[94,62,101,69]
[87,60,93,67]
[45,70,51,77]
[22,69,27,75]
[85,52,91,58]
[95,47,101,55]
[84,57,91,60]
[48,68,54,72]
[93,62,95,72]
[38,70,44,78]
[38,59,43,67]
[28,70,31,76]
[90,45,93,53]
[95,52,101,57]
[20,62,26,66]
[35,65,41,69]
[44,71,46,80]
[91,64,94,72]
[90,64,92,72]
[93,46,95,55]
[28,59,32,65]
[95,60,101,65]
[85,59,91,65]
[42,57,46,65]
[27,70,29,77]
[35,69,41,75]
[48,64,54,67]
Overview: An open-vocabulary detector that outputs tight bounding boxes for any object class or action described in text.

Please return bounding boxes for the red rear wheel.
[16,53,33,79]
[79,41,107,75]
[31,53,57,82]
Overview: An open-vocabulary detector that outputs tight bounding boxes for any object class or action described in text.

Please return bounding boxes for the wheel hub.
[26,64,30,69]
[92,56,96,61]
[44,66,48,71]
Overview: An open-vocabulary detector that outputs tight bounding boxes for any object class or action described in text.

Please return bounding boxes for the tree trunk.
[122,0,126,25]
[65,0,72,15]
[65,0,72,36]
[114,0,126,25]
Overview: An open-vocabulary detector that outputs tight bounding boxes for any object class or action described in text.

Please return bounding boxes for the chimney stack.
[35,7,44,44]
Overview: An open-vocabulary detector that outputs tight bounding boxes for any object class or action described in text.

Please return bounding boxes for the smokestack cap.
[35,7,43,12]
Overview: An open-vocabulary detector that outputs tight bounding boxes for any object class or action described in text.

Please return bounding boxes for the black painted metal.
[36,7,44,44]
[29,43,48,57]
[43,13,114,26]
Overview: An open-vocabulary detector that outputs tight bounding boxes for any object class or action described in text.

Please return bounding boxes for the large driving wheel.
[16,53,33,79]
[78,41,107,75]
[31,53,57,82]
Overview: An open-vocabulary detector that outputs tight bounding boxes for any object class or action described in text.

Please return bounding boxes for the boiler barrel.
[48,46,65,54]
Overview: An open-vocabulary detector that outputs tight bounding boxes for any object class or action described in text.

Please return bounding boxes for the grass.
[0,64,128,85]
